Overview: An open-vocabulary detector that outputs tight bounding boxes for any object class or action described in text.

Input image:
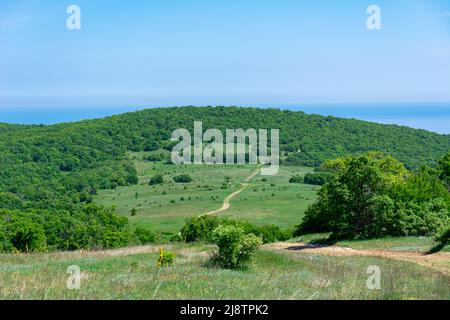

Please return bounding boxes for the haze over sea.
[0,104,449,135]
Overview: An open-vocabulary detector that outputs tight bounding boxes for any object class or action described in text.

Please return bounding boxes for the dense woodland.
[0,106,449,252]
[296,152,450,240]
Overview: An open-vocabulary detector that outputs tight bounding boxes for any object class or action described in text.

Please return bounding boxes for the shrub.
[181,215,219,242]
[149,174,164,185]
[156,247,174,267]
[180,216,290,244]
[289,175,303,183]
[173,174,193,183]
[145,150,170,162]
[144,141,160,152]
[134,228,155,244]
[100,229,133,248]
[212,225,262,269]
[131,208,137,216]
[170,232,184,242]
[436,227,450,245]
[303,172,334,186]
[0,211,47,252]
[250,224,292,244]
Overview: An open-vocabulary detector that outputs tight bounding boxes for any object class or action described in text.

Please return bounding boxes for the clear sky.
[1,0,450,108]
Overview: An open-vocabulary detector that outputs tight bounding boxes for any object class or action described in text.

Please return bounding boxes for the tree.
[438,153,450,190]
[296,153,449,239]
[149,174,164,185]
[173,174,193,183]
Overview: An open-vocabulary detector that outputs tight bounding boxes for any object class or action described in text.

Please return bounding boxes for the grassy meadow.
[0,243,448,300]
[95,153,318,234]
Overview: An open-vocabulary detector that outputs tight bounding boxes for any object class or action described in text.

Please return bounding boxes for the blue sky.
[1,0,450,108]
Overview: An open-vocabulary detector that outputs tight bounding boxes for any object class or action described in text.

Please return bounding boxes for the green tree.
[149,174,164,185]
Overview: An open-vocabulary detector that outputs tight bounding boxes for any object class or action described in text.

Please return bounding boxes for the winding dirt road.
[265,242,450,275]
[202,167,260,216]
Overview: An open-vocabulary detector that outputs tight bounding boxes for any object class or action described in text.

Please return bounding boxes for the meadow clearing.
[0,241,449,300]
[95,154,319,235]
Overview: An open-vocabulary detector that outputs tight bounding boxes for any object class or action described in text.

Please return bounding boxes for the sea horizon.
[0,103,449,135]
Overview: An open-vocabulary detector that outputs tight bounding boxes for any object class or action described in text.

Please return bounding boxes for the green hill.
[1,106,449,206]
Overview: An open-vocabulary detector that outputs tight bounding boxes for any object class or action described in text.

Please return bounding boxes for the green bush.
[303,172,334,186]
[181,215,219,242]
[437,227,450,245]
[289,175,303,183]
[251,224,292,244]
[0,211,47,252]
[212,225,262,269]
[134,227,155,244]
[157,247,174,267]
[173,174,193,183]
[180,216,290,244]
[149,174,164,185]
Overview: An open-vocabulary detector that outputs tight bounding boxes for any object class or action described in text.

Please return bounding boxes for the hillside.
[1,106,449,207]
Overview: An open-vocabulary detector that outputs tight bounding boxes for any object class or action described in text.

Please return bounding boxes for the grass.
[220,166,319,228]
[0,244,448,300]
[291,233,450,253]
[95,155,318,234]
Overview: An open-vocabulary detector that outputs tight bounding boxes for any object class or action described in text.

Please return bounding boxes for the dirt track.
[202,167,260,216]
[265,242,450,275]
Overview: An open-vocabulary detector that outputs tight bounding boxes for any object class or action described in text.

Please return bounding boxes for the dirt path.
[202,167,260,216]
[265,242,450,275]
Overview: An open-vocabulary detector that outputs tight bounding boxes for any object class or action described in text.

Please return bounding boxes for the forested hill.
[0,106,449,206]
[2,106,450,167]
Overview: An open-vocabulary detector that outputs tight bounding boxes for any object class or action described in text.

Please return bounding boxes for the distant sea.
[0,103,449,134]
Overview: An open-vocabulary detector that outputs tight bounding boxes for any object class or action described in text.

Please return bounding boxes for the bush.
[149,174,164,185]
[181,215,219,242]
[173,174,193,183]
[156,247,174,267]
[180,216,290,244]
[170,232,184,242]
[212,225,262,269]
[251,224,292,244]
[303,172,334,186]
[0,211,47,252]
[437,227,450,245]
[289,175,303,183]
[134,228,155,244]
